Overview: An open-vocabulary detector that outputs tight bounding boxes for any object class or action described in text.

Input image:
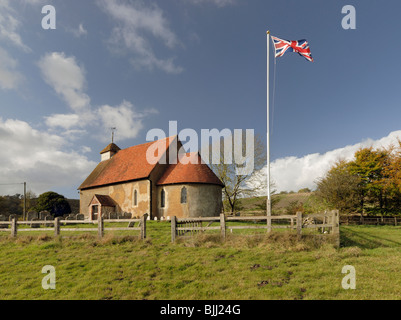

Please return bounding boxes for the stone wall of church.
[79,179,151,219]
[147,138,182,219]
[148,162,170,219]
[156,184,223,219]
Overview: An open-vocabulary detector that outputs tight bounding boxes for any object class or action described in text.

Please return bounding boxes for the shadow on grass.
[341,226,401,249]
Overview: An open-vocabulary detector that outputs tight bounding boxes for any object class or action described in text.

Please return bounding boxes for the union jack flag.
[271,36,313,62]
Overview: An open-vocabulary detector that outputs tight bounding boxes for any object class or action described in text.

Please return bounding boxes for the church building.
[78,136,224,220]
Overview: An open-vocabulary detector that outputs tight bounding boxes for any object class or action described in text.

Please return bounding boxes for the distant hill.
[273,193,313,210]
[238,192,313,214]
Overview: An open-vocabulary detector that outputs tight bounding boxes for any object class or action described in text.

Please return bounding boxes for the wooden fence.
[340,214,401,226]
[171,210,340,247]
[0,214,148,239]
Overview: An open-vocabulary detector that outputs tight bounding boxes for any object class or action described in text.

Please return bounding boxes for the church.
[78,136,224,220]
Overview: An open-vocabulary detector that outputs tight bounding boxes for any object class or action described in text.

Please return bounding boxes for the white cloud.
[0,46,23,89]
[38,52,91,112]
[249,130,401,194]
[185,0,236,7]
[0,0,43,92]
[67,23,88,38]
[0,0,31,52]
[0,118,96,195]
[81,146,92,154]
[77,23,88,37]
[45,113,81,130]
[20,0,48,5]
[97,0,183,74]
[38,52,156,142]
[97,100,154,142]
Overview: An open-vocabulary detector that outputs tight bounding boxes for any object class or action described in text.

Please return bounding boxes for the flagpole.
[266,30,272,224]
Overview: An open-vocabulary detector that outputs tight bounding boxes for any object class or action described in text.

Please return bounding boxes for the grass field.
[1,221,401,300]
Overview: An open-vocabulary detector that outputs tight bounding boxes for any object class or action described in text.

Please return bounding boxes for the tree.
[20,190,36,213]
[316,144,401,215]
[0,194,24,217]
[285,200,304,215]
[35,192,71,217]
[208,133,272,214]
[348,147,388,214]
[315,159,360,213]
[378,141,401,214]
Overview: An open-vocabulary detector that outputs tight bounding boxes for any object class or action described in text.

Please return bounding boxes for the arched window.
[181,187,187,204]
[161,189,165,208]
[133,190,138,206]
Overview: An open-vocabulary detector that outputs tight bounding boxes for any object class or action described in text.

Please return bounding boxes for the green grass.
[239,193,313,214]
[1,222,401,300]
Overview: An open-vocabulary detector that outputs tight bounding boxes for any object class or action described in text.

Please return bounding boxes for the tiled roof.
[157,152,224,187]
[79,138,224,190]
[100,143,121,154]
[92,194,116,207]
[79,136,176,190]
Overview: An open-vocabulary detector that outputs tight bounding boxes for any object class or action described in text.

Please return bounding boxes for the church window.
[161,189,166,208]
[133,190,138,207]
[181,187,187,204]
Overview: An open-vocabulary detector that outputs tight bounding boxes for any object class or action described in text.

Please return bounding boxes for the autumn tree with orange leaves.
[316,141,401,215]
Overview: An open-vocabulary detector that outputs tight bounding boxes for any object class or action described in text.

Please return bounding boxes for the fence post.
[220,213,226,240]
[296,212,302,239]
[11,218,17,238]
[141,214,148,239]
[171,216,177,243]
[395,216,397,227]
[267,214,272,233]
[98,216,104,238]
[332,210,340,248]
[54,217,60,236]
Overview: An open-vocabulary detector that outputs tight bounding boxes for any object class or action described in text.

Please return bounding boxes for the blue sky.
[1,0,401,199]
